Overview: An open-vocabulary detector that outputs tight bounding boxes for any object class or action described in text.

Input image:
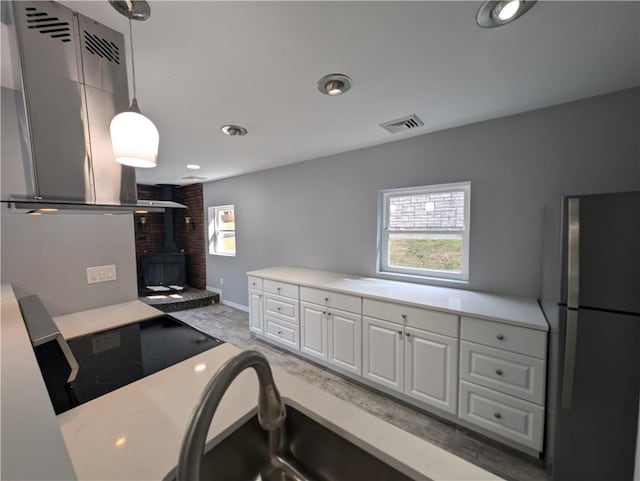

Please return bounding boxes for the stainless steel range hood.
[1,1,184,214]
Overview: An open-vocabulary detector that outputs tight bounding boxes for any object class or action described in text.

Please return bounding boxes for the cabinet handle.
[325,297,329,302]
[277,331,282,335]
[496,334,505,341]
[276,307,281,311]
[401,314,407,320]
[405,332,411,337]
[277,287,281,292]
[322,311,327,315]
[495,369,503,376]
[397,330,402,335]
[494,412,502,420]
[252,282,256,286]
[327,312,332,316]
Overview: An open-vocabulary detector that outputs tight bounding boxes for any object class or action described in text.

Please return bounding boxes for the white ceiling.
[47,2,640,184]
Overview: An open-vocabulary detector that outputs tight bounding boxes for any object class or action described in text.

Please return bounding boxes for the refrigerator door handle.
[561,308,579,409]
[567,197,580,309]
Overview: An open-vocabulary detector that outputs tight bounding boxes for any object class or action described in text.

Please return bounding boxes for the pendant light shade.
[111,102,159,168]
[109,1,158,168]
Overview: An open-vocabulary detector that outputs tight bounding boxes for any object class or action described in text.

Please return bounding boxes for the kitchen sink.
[164,404,413,481]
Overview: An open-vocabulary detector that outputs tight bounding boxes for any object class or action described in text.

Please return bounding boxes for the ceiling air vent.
[380,114,424,134]
[25,6,71,43]
[83,30,120,64]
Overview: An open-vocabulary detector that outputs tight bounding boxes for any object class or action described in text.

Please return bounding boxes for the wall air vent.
[380,114,424,134]
[25,6,71,43]
[182,176,208,181]
[83,30,120,64]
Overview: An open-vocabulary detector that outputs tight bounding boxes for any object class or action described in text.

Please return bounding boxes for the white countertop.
[0,284,77,481]
[248,266,548,331]
[58,341,502,481]
[3,288,502,481]
[54,300,162,339]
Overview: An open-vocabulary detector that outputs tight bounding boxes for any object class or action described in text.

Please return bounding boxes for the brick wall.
[175,183,206,289]
[388,191,465,230]
[134,185,164,285]
[134,183,206,290]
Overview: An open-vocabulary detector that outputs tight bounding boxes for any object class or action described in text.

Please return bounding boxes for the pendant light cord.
[128,16,137,101]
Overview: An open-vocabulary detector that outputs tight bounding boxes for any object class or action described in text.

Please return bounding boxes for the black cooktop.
[35,315,224,414]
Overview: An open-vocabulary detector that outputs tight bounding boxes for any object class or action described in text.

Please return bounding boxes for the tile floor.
[172,303,546,481]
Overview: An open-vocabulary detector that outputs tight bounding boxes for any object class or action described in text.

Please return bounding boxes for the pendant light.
[109,0,159,168]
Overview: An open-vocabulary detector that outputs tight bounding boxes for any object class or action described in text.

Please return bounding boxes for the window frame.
[208,204,236,257]
[377,181,471,282]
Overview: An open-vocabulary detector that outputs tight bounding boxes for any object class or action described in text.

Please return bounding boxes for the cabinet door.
[249,289,263,334]
[404,327,458,414]
[363,317,403,393]
[327,309,362,375]
[300,302,327,361]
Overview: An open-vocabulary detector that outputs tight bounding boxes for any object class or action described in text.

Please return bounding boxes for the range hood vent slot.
[25,6,71,43]
[380,114,424,134]
[83,30,120,64]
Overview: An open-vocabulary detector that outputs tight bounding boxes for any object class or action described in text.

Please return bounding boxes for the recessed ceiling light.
[39,208,59,213]
[186,164,200,170]
[317,74,352,96]
[476,0,536,28]
[221,125,248,136]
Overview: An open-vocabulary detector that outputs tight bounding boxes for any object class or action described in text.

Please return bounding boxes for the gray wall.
[204,88,640,307]
[0,213,138,316]
[1,87,138,316]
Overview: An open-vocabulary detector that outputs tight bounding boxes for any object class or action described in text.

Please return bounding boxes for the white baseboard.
[206,286,249,312]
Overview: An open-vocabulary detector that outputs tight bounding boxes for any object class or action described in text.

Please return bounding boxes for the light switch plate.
[87,265,117,284]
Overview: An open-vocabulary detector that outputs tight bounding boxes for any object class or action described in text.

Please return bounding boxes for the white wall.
[204,88,640,307]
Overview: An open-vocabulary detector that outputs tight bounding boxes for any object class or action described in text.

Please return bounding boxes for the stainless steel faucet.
[177,350,286,481]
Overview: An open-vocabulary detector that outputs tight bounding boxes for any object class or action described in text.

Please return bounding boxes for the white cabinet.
[247,268,548,455]
[459,316,547,451]
[300,302,327,361]
[364,316,458,414]
[363,317,404,392]
[248,289,263,334]
[300,294,363,375]
[264,316,299,350]
[405,327,458,414]
[328,308,361,375]
[459,381,544,451]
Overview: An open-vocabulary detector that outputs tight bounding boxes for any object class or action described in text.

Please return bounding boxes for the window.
[378,182,470,281]
[208,205,236,256]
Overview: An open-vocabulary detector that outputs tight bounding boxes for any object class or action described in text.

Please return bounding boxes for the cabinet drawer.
[263,279,298,299]
[247,276,263,291]
[300,287,361,313]
[264,294,298,323]
[363,298,458,338]
[460,342,545,404]
[265,316,299,350]
[459,381,544,451]
[461,317,546,359]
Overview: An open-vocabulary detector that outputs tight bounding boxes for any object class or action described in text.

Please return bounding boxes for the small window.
[378,182,470,281]
[208,205,236,256]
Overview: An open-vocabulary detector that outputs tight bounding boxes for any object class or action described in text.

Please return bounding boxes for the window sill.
[376,269,469,286]
[209,252,236,257]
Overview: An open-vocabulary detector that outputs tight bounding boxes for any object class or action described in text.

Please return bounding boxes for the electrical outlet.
[220,277,224,286]
[87,265,117,284]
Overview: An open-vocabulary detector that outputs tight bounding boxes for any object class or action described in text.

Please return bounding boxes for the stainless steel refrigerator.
[541,191,640,480]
